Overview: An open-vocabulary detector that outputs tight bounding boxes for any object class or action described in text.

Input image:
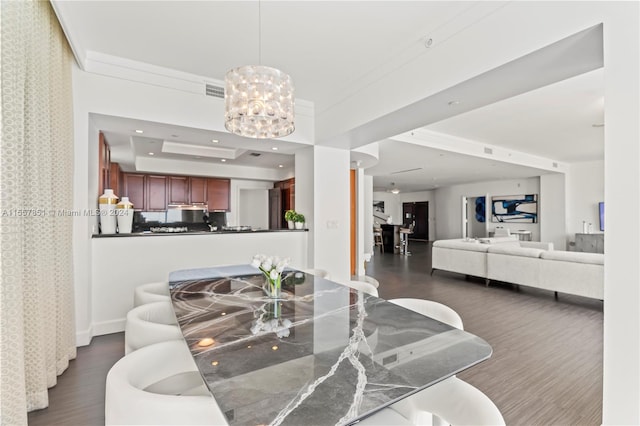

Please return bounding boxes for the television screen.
[599,202,604,232]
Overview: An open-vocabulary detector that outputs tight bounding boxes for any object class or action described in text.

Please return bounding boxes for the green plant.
[284,210,296,222]
[294,212,305,223]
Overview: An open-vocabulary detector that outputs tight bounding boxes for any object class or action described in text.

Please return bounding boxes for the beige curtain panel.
[1,1,76,424]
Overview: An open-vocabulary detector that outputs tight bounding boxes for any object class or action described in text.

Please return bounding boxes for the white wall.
[228,179,273,227]
[602,4,640,423]
[363,175,374,258]
[434,178,541,241]
[566,161,604,238]
[91,232,308,335]
[372,191,401,226]
[239,189,269,230]
[71,65,314,345]
[540,173,567,250]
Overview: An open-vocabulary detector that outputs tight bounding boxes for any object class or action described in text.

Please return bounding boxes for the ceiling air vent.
[250,152,262,157]
[484,147,493,154]
[205,84,225,98]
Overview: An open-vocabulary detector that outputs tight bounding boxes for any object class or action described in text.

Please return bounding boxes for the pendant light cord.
[258,0,262,65]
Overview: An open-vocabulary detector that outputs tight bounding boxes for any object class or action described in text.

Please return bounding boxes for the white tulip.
[270,269,279,280]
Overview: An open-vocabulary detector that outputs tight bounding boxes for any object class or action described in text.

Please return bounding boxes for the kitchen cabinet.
[122,173,145,210]
[206,178,230,211]
[117,173,229,212]
[146,175,168,211]
[274,178,295,228]
[189,177,207,204]
[168,176,189,204]
[109,162,122,196]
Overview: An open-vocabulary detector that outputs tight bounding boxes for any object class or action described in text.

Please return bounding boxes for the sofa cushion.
[477,236,518,244]
[487,245,545,258]
[540,250,604,265]
[433,239,491,253]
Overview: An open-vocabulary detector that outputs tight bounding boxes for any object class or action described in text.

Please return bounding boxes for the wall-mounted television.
[599,202,604,232]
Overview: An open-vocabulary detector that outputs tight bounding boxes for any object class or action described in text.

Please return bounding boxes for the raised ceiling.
[53,1,605,191]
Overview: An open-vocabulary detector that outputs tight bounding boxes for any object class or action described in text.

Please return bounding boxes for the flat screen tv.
[599,202,604,232]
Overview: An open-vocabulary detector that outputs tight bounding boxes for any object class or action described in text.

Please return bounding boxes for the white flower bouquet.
[251,254,290,298]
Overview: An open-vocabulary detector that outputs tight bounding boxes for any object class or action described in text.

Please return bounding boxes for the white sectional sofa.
[432,238,603,300]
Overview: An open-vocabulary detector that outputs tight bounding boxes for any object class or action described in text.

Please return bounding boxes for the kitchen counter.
[92,228,308,238]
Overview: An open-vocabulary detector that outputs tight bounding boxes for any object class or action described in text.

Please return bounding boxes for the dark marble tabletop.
[169,265,492,426]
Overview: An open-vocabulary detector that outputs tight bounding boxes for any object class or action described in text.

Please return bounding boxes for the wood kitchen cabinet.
[274,178,295,228]
[206,178,230,211]
[122,173,145,210]
[116,173,229,212]
[168,176,189,204]
[189,177,207,204]
[146,175,168,211]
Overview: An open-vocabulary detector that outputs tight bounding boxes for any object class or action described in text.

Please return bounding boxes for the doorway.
[463,195,487,238]
[402,201,429,240]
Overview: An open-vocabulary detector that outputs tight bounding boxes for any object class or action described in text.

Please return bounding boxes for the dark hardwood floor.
[368,241,603,425]
[28,241,602,425]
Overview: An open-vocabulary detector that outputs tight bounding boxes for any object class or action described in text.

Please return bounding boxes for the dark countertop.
[92,228,308,238]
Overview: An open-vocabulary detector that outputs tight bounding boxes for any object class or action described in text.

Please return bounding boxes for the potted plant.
[294,212,305,229]
[284,210,296,229]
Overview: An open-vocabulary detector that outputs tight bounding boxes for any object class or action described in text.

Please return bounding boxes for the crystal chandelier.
[224,1,295,139]
[224,65,295,138]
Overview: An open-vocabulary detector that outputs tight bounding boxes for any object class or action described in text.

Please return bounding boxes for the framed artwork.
[491,194,538,223]
[373,200,385,213]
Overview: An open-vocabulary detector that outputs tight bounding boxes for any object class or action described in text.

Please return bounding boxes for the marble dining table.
[168,265,492,426]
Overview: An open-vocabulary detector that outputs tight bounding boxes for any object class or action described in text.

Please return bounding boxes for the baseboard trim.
[75,326,93,347]
[92,318,126,337]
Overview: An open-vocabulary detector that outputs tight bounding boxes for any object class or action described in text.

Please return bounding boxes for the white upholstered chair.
[358,408,413,425]
[133,281,171,307]
[388,298,504,426]
[301,268,331,280]
[124,301,183,354]
[342,280,379,297]
[389,298,463,330]
[105,339,228,425]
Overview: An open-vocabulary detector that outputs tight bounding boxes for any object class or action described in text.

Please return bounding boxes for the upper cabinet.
[168,176,190,205]
[206,178,230,211]
[122,173,145,210]
[189,177,207,204]
[119,173,230,212]
[146,175,168,211]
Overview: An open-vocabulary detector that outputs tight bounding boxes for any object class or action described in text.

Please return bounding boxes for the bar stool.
[373,227,384,253]
[399,224,414,256]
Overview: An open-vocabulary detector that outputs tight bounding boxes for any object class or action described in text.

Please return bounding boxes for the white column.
[539,173,566,249]
[602,3,640,424]
[296,146,350,282]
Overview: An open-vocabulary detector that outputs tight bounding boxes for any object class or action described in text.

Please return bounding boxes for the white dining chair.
[342,280,379,297]
[357,407,413,425]
[133,281,171,307]
[388,298,504,426]
[124,301,183,354]
[105,339,228,425]
[388,298,463,330]
[301,268,331,280]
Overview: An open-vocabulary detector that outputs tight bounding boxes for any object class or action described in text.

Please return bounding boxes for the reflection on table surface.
[169,265,492,426]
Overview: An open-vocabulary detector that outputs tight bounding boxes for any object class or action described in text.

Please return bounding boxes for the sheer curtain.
[1,1,76,424]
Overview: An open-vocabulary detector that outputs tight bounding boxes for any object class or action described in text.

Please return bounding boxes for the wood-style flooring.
[28,241,603,425]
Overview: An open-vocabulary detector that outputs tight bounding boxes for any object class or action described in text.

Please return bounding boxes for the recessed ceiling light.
[221,159,226,162]
[448,100,460,106]
[171,134,179,138]
[195,156,202,159]
[272,147,278,151]
[135,129,144,134]
[212,139,219,143]
[278,164,283,168]
[592,123,604,128]
[148,152,154,156]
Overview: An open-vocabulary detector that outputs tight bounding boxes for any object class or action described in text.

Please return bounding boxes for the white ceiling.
[53,1,604,192]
